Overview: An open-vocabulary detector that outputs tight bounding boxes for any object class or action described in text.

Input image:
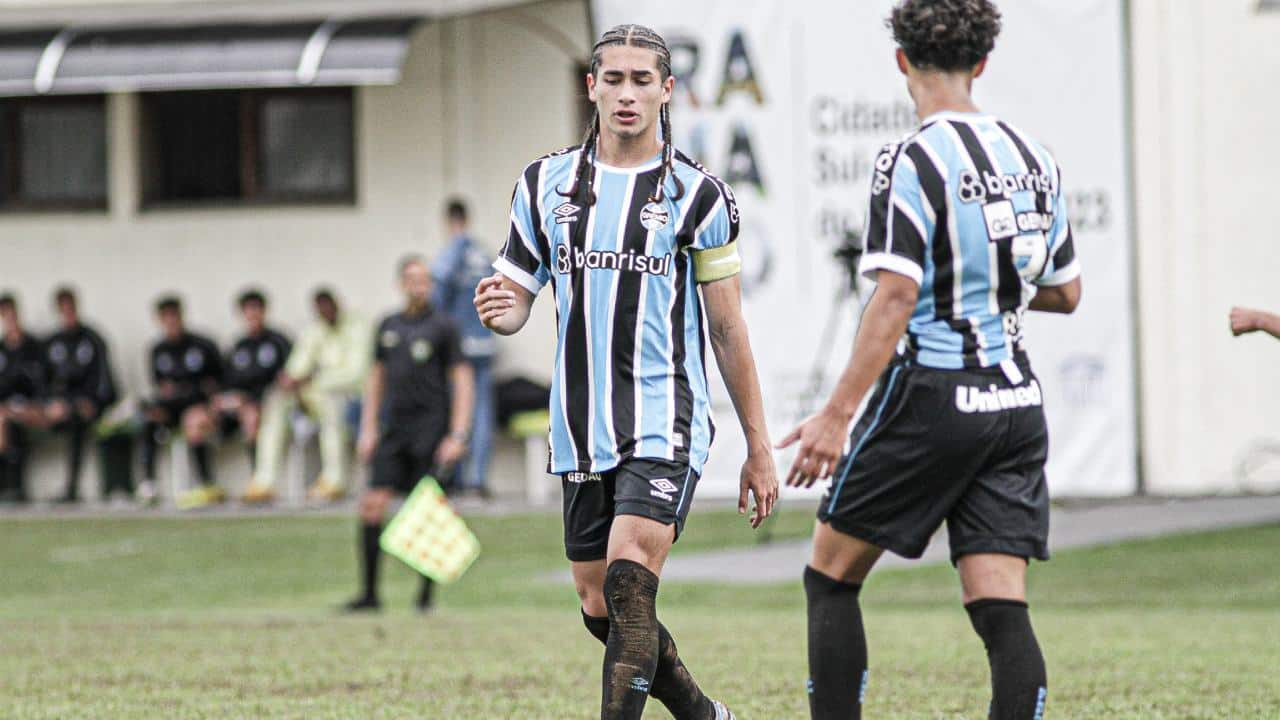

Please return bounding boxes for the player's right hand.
[474,273,516,329]
[1230,306,1260,336]
[778,407,850,488]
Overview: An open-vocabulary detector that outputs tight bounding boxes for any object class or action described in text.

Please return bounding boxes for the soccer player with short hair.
[140,295,224,507]
[0,293,45,503]
[216,289,291,504]
[778,2,1081,718]
[474,24,778,720]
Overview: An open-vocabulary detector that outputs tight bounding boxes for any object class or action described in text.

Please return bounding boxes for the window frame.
[0,94,109,214]
[139,86,358,211]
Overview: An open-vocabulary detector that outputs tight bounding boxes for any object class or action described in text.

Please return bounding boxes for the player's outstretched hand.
[1230,306,1261,336]
[778,408,849,488]
[474,273,516,329]
[738,450,779,529]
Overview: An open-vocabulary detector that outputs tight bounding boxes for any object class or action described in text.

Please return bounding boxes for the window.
[140,88,354,207]
[0,95,108,211]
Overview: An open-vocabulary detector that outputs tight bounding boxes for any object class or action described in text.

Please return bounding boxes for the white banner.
[592,0,1137,497]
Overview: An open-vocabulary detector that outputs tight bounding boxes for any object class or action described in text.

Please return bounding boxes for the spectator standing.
[432,199,497,498]
[42,287,118,503]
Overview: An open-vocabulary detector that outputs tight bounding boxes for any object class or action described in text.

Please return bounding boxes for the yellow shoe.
[241,481,277,505]
[307,478,346,502]
[176,485,226,510]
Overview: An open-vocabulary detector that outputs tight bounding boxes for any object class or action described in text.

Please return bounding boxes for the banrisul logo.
[556,244,672,276]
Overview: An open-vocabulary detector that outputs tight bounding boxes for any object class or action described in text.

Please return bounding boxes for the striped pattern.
[495,147,740,474]
[858,111,1080,370]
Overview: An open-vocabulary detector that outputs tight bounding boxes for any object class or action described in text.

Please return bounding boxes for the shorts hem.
[565,543,608,562]
[820,515,929,560]
[949,538,1049,565]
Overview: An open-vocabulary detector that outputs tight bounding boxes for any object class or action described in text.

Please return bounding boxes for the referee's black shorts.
[818,355,1050,564]
[370,416,446,496]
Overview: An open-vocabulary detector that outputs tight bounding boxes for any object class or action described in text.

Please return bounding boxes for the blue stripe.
[826,365,903,515]
[675,467,694,517]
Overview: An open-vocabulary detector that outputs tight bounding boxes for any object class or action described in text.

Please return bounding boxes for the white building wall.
[1130,0,1280,493]
[1,1,586,498]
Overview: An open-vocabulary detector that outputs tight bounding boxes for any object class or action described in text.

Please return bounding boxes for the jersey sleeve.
[493,169,550,294]
[1036,167,1081,287]
[440,320,463,369]
[689,178,742,284]
[858,142,931,286]
[373,317,391,364]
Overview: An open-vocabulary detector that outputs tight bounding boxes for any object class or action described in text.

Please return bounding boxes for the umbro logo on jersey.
[649,478,679,502]
[553,202,581,224]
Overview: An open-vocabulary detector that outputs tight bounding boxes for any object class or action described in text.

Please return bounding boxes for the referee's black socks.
[582,609,716,720]
[359,522,383,602]
[804,565,868,720]
[965,599,1047,720]
[601,559,661,720]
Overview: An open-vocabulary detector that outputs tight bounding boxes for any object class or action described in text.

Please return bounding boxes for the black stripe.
[674,150,739,243]
[864,143,904,255]
[1053,229,1076,270]
[669,251,693,460]
[609,169,660,460]
[562,166,594,469]
[950,121,1021,315]
[890,204,926,265]
[996,120,1060,279]
[523,158,553,273]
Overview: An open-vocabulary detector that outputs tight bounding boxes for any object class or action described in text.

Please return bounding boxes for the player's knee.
[603,559,659,620]
[359,492,387,524]
[575,580,607,617]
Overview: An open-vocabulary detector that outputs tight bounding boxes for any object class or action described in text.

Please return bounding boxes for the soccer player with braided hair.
[475,23,777,720]
[779,1,1081,718]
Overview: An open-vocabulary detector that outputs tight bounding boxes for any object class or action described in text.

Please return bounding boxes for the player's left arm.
[1230,307,1280,339]
[702,275,778,528]
[1030,165,1083,314]
[779,141,927,487]
[692,181,778,529]
[438,327,474,469]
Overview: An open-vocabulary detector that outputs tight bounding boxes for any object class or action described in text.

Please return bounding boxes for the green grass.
[1,508,1278,719]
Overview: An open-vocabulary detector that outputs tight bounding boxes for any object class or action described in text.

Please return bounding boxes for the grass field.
[1,507,1278,719]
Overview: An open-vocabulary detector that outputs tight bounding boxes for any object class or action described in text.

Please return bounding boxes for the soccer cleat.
[176,485,226,510]
[711,700,736,720]
[307,477,346,502]
[340,596,382,613]
[240,481,276,505]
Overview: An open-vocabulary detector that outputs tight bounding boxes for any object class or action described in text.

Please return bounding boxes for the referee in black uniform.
[346,255,474,612]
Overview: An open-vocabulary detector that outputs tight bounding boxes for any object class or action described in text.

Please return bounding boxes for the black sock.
[190,443,213,486]
[601,560,661,720]
[582,611,716,720]
[246,441,257,469]
[64,423,86,499]
[417,576,434,610]
[966,599,1047,720]
[805,565,868,720]
[141,423,160,480]
[360,523,383,602]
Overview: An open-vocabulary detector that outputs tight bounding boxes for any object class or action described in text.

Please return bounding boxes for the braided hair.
[560,24,686,207]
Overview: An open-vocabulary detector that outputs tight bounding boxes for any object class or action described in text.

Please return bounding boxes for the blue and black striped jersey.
[860,111,1080,370]
[495,147,742,474]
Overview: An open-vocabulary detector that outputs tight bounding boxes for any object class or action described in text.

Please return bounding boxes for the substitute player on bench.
[346,255,474,613]
[474,24,777,720]
[779,2,1082,718]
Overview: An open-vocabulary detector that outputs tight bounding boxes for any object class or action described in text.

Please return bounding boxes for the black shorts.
[369,417,445,495]
[562,458,699,562]
[146,397,206,428]
[817,356,1051,564]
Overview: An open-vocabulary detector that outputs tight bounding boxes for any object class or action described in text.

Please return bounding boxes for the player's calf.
[966,598,1047,720]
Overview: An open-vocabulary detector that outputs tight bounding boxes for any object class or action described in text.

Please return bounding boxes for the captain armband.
[691,241,742,283]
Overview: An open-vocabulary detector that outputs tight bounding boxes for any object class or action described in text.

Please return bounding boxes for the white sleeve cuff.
[1036,258,1081,287]
[493,256,545,294]
[859,252,923,286]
